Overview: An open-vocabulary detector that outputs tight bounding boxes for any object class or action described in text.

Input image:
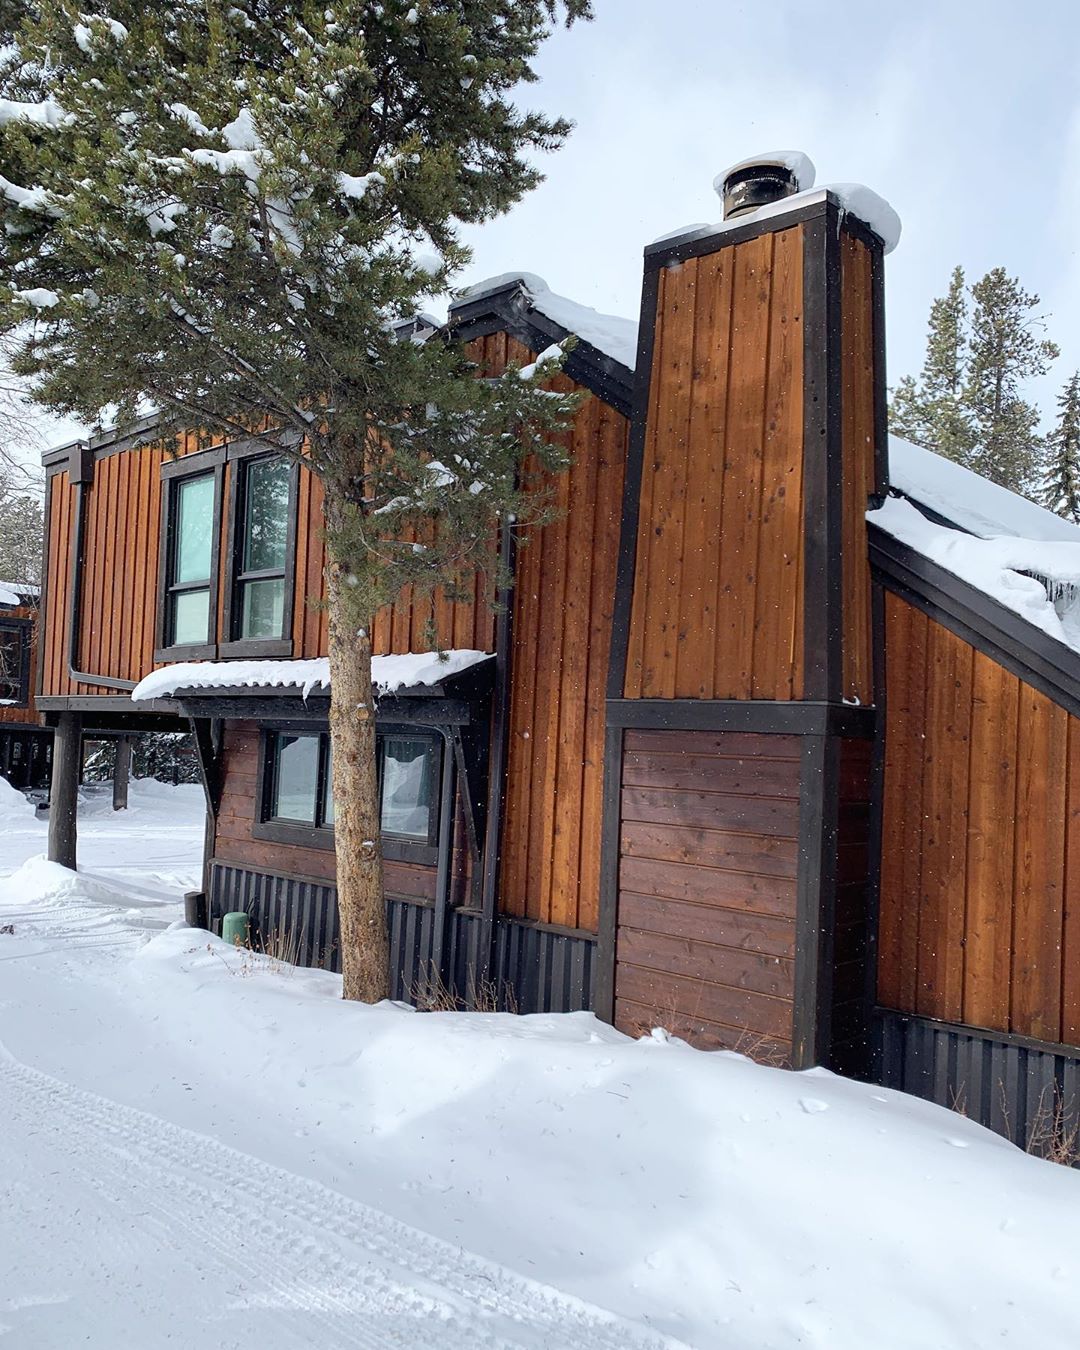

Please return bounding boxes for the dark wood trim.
[643,195,831,271]
[606,262,662,701]
[159,445,227,480]
[593,721,624,1023]
[37,693,181,714]
[450,722,488,901]
[430,728,457,984]
[870,523,1080,720]
[869,236,889,505]
[792,733,839,1068]
[801,204,844,703]
[448,282,634,418]
[167,692,483,724]
[478,518,517,980]
[605,697,876,738]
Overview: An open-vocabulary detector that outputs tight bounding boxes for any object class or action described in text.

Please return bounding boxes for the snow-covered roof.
[887,436,1080,544]
[455,272,638,373]
[131,651,493,703]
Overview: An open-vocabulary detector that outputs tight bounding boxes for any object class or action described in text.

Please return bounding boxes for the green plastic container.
[221,911,250,947]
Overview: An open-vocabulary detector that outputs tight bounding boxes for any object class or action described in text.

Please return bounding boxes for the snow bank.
[131,650,493,702]
[0,582,21,605]
[457,272,638,372]
[119,925,1080,1349]
[889,435,1080,543]
[871,495,1080,649]
[0,773,33,824]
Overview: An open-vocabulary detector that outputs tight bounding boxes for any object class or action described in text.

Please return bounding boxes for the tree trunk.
[326,543,390,1002]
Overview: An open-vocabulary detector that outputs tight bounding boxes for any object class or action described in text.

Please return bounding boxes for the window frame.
[155,449,225,662]
[220,444,299,660]
[253,723,443,865]
[0,616,31,707]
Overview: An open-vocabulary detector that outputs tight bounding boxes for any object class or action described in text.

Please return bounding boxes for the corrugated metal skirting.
[878,1010,1080,1162]
[207,862,596,1014]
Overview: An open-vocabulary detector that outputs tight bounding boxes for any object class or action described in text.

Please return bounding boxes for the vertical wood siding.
[878,591,1080,1047]
[497,340,629,934]
[839,233,876,705]
[623,228,805,701]
[613,728,801,1059]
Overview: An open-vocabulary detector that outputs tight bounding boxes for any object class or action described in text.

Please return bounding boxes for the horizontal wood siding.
[500,331,629,934]
[613,728,801,1059]
[839,231,875,706]
[0,605,40,725]
[624,227,805,702]
[878,592,1080,1048]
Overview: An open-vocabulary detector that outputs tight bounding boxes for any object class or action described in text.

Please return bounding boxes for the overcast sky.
[457,0,1080,416]
[30,0,1080,459]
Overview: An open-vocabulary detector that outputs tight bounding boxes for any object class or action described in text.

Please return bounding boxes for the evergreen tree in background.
[889,265,976,464]
[0,480,42,583]
[966,267,1058,491]
[1042,371,1080,523]
[0,0,592,1001]
[889,265,1058,495]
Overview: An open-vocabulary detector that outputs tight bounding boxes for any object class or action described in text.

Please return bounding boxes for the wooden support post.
[112,735,132,811]
[48,712,81,870]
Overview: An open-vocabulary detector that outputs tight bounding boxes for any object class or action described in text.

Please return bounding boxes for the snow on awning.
[131,651,494,704]
[0,580,37,606]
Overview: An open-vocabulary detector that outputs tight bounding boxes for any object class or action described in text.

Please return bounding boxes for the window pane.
[0,628,21,701]
[272,733,319,823]
[323,744,335,826]
[240,577,285,640]
[175,474,214,584]
[171,588,210,646]
[380,737,436,840]
[243,459,290,573]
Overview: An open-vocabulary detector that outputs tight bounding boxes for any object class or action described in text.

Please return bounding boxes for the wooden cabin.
[0,581,51,792]
[36,158,1080,1155]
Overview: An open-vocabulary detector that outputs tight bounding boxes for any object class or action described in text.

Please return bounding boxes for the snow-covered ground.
[1,777,1079,1348]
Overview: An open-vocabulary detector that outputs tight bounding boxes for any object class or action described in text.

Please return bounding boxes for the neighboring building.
[35,159,1080,1156]
[0,580,51,792]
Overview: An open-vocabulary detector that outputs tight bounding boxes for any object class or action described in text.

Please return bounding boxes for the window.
[0,622,29,706]
[255,727,442,861]
[163,470,218,652]
[233,456,292,642]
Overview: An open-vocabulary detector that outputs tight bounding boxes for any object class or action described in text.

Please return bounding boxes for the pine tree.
[0,0,592,1001]
[889,265,1059,495]
[889,265,976,464]
[966,267,1059,492]
[1042,371,1080,523]
[0,481,42,583]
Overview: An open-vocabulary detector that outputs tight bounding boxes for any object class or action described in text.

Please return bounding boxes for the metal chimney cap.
[714,151,816,221]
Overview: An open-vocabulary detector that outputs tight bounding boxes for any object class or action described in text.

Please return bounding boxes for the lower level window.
[0,623,28,705]
[261,729,441,850]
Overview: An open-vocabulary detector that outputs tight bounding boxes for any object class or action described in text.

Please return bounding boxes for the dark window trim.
[219,446,299,657]
[252,724,443,864]
[0,616,32,707]
[155,453,225,660]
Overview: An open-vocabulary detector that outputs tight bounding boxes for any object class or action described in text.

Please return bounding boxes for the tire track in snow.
[0,1044,687,1350]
